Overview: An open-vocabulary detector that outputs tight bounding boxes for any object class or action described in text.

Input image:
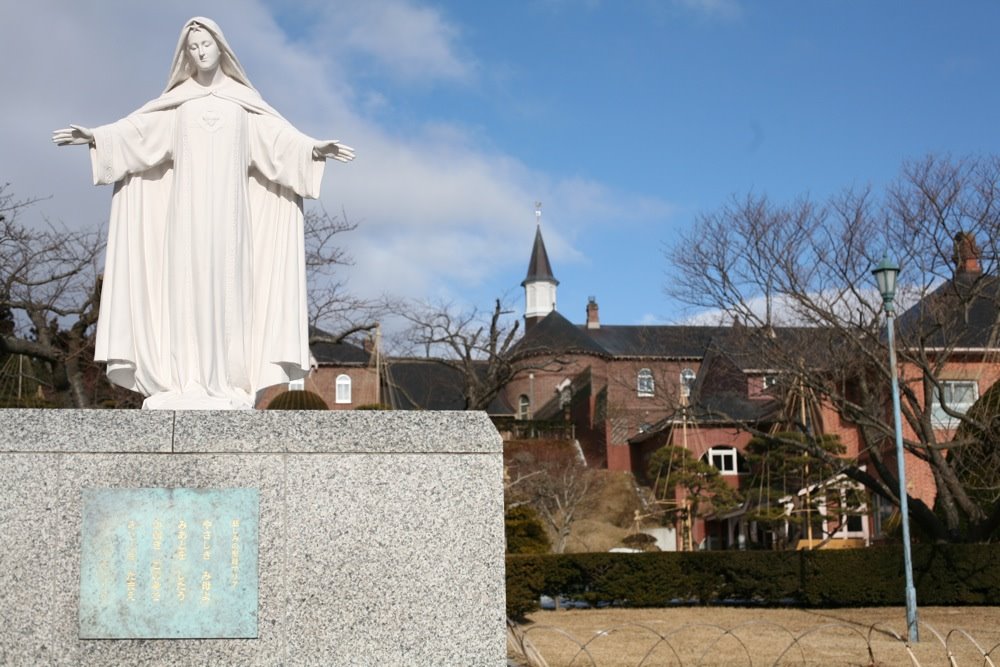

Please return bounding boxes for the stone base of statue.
[0,409,506,665]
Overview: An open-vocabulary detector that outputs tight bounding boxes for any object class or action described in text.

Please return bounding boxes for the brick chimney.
[586,296,600,329]
[954,232,981,275]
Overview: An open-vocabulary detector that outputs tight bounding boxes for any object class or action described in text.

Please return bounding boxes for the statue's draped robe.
[90,78,324,409]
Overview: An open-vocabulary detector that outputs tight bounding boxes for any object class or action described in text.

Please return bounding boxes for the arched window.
[637,368,654,397]
[680,368,696,397]
[518,395,530,420]
[556,379,572,409]
[335,374,352,404]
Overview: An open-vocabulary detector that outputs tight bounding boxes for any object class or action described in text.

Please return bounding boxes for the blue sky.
[6,1,1000,334]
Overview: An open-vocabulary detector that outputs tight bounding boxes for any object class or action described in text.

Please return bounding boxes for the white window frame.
[930,380,978,429]
[680,368,696,398]
[335,374,352,404]
[518,394,530,420]
[705,446,740,476]
[288,378,305,391]
[822,488,868,538]
[637,368,655,397]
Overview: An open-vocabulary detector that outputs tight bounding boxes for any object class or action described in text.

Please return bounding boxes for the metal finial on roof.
[523,212,558,286]
[535,201,542,225]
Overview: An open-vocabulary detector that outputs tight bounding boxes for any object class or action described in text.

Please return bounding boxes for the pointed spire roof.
[522,224,559,287]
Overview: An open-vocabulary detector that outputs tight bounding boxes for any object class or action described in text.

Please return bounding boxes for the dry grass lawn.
[509,606,1000,666]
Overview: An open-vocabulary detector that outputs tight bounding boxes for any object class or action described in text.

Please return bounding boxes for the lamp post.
[872,256,919,643]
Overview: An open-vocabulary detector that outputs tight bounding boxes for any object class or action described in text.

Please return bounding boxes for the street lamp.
[872,255,919,643]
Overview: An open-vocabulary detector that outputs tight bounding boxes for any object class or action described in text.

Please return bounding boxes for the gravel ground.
[508,606,1000,666]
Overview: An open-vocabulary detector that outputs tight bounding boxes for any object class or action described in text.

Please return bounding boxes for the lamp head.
[872,255,900,310]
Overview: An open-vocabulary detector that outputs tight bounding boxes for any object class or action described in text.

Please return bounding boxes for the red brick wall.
[256,366,380,410]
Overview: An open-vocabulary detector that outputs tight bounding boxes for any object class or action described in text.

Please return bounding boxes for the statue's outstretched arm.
[313,140,355,163]
[52,125,95,146]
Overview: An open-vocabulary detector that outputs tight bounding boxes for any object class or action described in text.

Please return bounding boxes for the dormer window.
[703,446,748,476]
[637,368,655,397]
[750,373,780,397]
[680,368,696,398]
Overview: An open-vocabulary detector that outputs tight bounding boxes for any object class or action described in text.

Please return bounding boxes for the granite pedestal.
[0,409,506,666]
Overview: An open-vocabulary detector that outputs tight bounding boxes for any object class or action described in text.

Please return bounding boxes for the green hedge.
[506,544,1000,619]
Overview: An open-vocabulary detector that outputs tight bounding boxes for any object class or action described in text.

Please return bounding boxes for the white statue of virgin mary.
[53,17,354,410]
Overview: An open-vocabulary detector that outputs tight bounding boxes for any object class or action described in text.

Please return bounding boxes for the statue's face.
[187,29,221,73]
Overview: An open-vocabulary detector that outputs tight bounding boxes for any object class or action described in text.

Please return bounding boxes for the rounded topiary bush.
[506,505,551,555]
[266,390,329,410]
[621,532,660,552]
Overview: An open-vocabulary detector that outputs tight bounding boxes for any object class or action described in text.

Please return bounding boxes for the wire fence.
[508,618,1000,666]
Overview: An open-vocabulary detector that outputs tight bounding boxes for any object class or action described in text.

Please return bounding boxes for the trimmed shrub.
[506,506,551,554]
[506,555,547,620]
[266,390,328,410]
[505,544,1000,618]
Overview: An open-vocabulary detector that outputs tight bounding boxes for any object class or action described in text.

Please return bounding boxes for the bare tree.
[664,155,1000,542]
[304,208,382,345]
[0,184,108,407]
[517,459,594,554]
[394,298,550,410]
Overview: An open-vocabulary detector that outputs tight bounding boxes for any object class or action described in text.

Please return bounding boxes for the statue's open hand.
[313,140,356,163]
[52,125,95,146]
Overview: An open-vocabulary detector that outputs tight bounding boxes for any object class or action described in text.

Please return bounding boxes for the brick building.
[502,225,1000,551]
[259,221,1000,552]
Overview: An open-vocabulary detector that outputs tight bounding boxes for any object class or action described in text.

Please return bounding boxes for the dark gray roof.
[702,326,839,371]
[309,327,371,365]
[513,310,845,372]
[311,341,370,365]
[896,272,1000,349]
[521,225,558,287]
[585,325,726,358]
[382,358,512,414]
[511,310,607,358]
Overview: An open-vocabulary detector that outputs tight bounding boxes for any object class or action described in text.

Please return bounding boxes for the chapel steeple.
[522,203,558,332]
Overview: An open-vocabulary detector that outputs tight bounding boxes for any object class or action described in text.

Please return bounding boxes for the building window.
[288,378,305,391]
[825,488,867,537]
[930,380,978,428]
[680,368,696,397]
[518,395,530,420]
[704,446,747,476]
[335,374,352,404]
[637,368,654,397]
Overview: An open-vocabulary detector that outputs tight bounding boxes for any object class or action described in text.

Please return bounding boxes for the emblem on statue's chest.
[198,109,224,133]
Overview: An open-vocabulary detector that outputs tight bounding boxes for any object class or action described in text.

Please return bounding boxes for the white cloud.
[269,0,474,86]
[3,0,672,318]
[342,2,474,84]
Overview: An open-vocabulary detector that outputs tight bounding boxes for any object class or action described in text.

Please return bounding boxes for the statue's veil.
[163,17,255,93]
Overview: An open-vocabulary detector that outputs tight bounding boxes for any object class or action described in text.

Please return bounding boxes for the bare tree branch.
[664,155,1000,542]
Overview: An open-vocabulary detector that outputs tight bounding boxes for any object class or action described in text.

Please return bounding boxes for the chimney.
[954,232,981,275]
[586,296,600,329]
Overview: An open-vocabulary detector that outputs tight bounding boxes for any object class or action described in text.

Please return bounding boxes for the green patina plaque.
[79,488,259,639]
